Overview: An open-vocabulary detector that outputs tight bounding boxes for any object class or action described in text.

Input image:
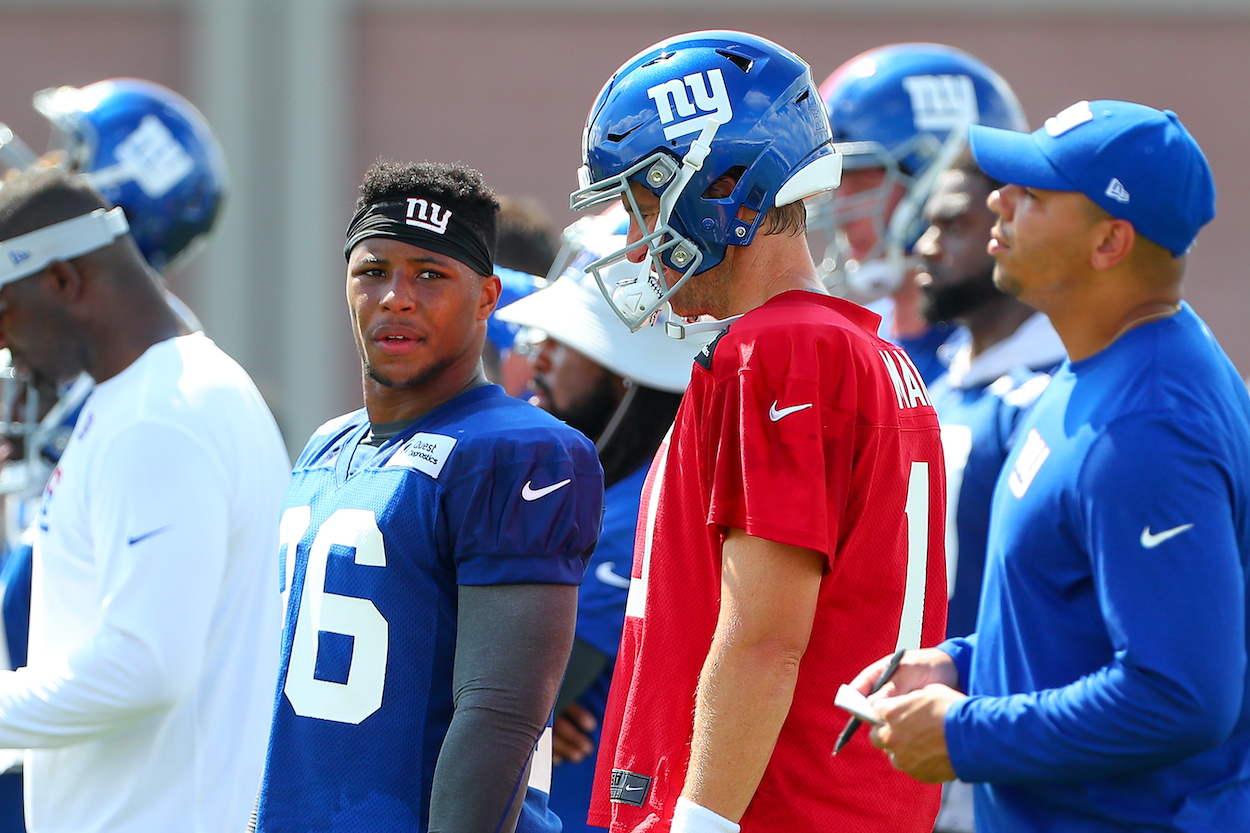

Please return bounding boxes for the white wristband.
[671,796,741,833]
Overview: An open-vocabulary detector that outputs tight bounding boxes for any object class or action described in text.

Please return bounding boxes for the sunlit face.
[834,166,906,262]
[622,181,730,319]
[0,271,84,389]
[346,237,497,394]
[527,336,620,440]
[986,184,1098,309]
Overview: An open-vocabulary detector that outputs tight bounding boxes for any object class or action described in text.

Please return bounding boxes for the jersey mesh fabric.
[589,291,946,832]
[258,385,603,833]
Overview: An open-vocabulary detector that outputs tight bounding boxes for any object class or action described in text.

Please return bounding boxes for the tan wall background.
[0,4,1247,449]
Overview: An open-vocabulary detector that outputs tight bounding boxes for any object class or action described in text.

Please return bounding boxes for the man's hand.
[551,702,597,765]
[850,646,960,701]
[869,683,966,783]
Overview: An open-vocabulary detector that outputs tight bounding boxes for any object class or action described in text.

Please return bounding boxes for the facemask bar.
[571,118,720,332]
[0,371,93,497]
[811,126,966,303]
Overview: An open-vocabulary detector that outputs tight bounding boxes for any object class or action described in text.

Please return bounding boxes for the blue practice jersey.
[930,319,1062,640]
[0,538,31,833]
[943,304,1250,831]
[895,324,954,386]
[257,384,603,833]
[548,462,646,833]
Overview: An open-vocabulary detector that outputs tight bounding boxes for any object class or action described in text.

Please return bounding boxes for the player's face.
[914,169,1000,324]
[835,167,906,262]
[347,238,499,397]
[0,271,83,389]
[527,336,622,440]
[622,182,730,319]
[986,184,1096,308]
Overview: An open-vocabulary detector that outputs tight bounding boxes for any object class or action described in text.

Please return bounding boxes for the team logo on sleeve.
[1008,428,1050,498]
[647,69,733,141]
[384,432,457,479]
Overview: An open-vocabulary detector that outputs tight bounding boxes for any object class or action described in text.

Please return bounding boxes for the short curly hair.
[356,159,500,264]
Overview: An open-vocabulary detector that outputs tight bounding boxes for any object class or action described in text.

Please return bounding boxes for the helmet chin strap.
[610,117,723,331]
[661,310,742,340]
[594,379,638,454]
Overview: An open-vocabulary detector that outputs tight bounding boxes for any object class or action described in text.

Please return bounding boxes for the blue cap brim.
[969,124,1074,192]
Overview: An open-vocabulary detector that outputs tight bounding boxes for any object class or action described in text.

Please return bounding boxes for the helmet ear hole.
[701,166,743,201]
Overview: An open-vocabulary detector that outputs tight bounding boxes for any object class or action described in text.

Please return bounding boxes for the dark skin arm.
[551,638,609,765]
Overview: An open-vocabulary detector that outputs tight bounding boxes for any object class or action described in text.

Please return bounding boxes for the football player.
[255,160,604,833]
[571,30,947,832]
[496,205,710,833]
[0,77,228,833]
[815,43,1026,383]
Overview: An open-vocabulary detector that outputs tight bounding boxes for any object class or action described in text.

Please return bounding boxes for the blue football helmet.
[813,43,1026,300]
[34,78,227,272]
[571,30,842,332]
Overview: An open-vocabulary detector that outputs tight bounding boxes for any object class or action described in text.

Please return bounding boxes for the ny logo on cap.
[405,198,451,235]
[902,75,979,131]
[646,69,733,141]
[8,250,29,266]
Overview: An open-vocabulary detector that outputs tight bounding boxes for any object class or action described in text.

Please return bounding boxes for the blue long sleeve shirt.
[941,304,1250,832]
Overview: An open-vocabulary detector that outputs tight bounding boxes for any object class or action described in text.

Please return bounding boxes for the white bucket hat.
[495,258,712,394]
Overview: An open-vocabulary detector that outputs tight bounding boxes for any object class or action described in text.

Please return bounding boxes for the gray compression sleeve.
[427,583,578,833]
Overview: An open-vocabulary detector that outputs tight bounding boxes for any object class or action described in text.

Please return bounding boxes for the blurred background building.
[0,0,1245,452]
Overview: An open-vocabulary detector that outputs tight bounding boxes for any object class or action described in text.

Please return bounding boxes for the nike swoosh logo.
[769,401,813,422]
[1141,523,1194,549]
[521,479,572,501]
[595,561,633,589]
[128,525,172,546]
[623,784,644,792]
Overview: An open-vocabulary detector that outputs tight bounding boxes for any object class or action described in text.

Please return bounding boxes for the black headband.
[344,197,494,277]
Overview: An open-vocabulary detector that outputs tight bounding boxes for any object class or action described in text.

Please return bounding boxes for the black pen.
[832,647,906,755]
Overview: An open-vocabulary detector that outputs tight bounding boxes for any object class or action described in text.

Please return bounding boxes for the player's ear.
[477,273,501,321]
[1090,217,1134,272]
[43,259,86,306]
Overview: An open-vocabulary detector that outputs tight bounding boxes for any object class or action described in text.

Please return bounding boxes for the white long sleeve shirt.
[3,333,288,833]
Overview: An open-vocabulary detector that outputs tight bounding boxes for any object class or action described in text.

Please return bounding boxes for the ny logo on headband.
[646,68,733,141]
[405,198,451,235]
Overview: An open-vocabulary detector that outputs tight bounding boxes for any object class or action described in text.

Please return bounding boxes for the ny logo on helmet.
[901,75,979,131]
[405,198,451,235]
[646,69,734,141]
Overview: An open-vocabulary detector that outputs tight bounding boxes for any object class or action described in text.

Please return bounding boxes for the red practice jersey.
[588,291,946,832]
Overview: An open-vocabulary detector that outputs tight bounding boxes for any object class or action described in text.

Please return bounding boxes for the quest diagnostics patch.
[385,432,458,479]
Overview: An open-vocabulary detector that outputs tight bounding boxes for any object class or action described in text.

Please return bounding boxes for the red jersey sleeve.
[704,326,856,562]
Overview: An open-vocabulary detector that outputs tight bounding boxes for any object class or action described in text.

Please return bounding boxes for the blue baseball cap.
[968,100,1216,256]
